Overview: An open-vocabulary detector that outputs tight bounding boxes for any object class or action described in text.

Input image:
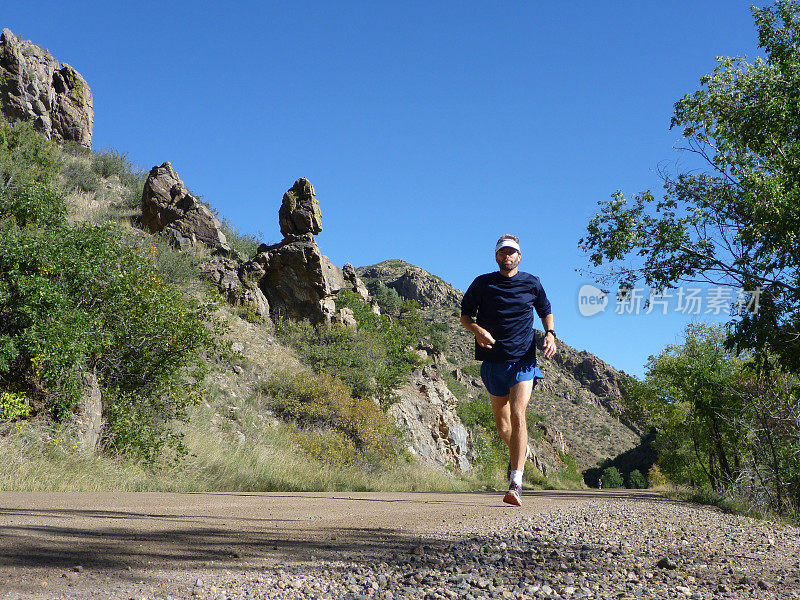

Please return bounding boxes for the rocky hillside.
[1,27,639,486]
[0,29,93,148]
[357,260,640,471]
[357,260,474,363]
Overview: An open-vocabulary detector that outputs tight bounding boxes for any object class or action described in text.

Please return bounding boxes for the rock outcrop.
[279,178,322,236]
[0,29,93,148]
[199,257,271,320]
[186,177,370,326]
[236,178,371,324]
[141,162,232,255]
[389,365,474,472]
[249,232,347,323]
[358,260,461,309]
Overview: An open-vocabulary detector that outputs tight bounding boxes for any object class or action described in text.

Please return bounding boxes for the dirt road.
[0,489,609,598]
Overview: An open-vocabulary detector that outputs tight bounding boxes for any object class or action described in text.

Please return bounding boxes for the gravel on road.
[1,491,798,600]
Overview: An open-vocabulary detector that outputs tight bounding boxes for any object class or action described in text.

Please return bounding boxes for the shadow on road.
[0,489,670,577]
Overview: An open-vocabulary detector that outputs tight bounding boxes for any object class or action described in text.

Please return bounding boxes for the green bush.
[219,219,262,260]
[62,161,101,192]
[627,469,648,489]
[0,391,31,421]
[601,466,624,488]
[457,394,507,478]
[0,129,222,462]
[264,370,400,465]
[120,173,146,209]
[0,179,66,229]
[0,118,63,189]
[92,148,135,181]
[142,233,203,286]
[278,288,423,404]
[373,284,402,316]
[461,363,482,378]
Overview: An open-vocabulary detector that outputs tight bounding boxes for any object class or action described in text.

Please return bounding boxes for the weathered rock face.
[199,257,271,321]
[249,233,346,323]
[72,372,103,451]
[0,29,93,148]
[279,178,322,236]
[141,162,231,255]
[359,261,461,309]
[342,263,370,302]
[388,365,474,472]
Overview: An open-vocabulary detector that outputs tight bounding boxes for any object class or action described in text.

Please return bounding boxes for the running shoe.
[503,482,522,506]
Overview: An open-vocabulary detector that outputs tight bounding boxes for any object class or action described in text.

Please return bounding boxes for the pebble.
[123,499,800,600]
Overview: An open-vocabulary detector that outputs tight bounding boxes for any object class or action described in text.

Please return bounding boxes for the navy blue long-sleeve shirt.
[460,271,551,363]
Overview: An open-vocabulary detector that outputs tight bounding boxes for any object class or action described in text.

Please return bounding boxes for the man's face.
[495,246,521,273]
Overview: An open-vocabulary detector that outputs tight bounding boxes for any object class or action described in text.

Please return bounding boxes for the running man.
[460,234,556,506]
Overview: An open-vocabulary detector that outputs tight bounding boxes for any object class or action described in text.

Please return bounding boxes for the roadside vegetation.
[582,1,800,523]
[0,114,508,493]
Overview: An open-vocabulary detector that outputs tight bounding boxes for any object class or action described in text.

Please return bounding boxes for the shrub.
[236,304,264,324]
[219,219,262,260]
[0,179,65,228]
[461,363,482,378]
[0,171,220,461]
[647,464,668,488]
[121,173,146,209]
[601,466,624,488]
[140,233,204,286]
[0,391,31,421]
[62,161,101,192]
[373,284,402,316]
[92,148,135,180]
[627,469,648,489]
[264,371,400,465]
[278,288,423,404]
[0,118,63,189]
[457,393,508,478]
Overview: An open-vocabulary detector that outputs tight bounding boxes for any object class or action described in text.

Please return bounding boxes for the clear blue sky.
[6,1,765,377]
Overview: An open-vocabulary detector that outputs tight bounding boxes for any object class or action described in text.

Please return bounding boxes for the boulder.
[199,257,271,321]
[72,372,103,451]
[388,365,473,472]
[0,29,93,148]
[342,263,370,302]
[333,307,357,329]
[278,178,322,236]
[388,267,461,308]
[249,233,346,323]
[141,162,231,255]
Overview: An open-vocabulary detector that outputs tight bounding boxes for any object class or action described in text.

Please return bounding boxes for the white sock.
[510,470,523,486]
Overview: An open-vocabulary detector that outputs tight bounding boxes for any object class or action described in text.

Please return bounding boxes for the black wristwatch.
[545,329,556,338]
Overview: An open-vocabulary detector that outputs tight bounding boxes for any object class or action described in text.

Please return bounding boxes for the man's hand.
[460,315,495,348]
[474,327,496,349]
[542,333,556,358]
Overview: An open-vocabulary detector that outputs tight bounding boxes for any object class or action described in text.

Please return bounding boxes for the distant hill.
[357,259,640,470]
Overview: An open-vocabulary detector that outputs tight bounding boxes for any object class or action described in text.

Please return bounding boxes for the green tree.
[602,466,624,489]
[580,1,800,373]
[627,469,648,489]
[636,324,746,492]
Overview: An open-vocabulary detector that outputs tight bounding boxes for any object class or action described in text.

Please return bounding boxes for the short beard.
[497,258,519,274]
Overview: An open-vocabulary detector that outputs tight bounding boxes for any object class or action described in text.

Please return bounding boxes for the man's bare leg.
[489,378,534,471]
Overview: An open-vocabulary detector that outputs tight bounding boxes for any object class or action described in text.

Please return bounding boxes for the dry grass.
[0,406,472,493]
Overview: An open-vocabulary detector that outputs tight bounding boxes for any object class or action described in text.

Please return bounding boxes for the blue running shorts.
[480,359,543,397]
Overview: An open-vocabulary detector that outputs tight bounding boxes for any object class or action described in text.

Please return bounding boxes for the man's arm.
[541,314,556,358]
[460,315,496,349]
